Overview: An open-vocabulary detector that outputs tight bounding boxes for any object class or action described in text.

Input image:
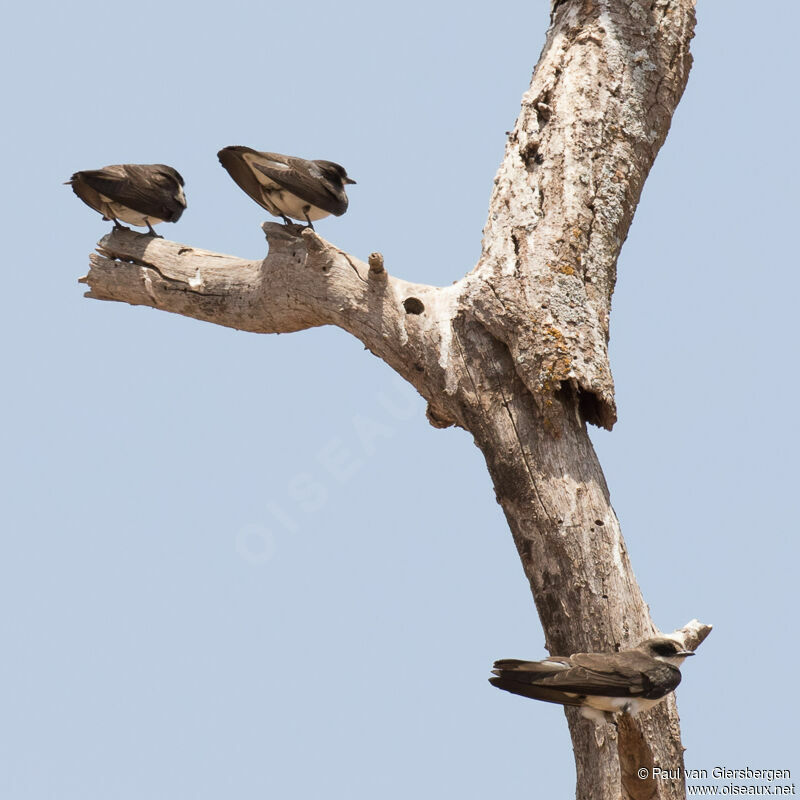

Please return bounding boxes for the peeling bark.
[79,0,704,796]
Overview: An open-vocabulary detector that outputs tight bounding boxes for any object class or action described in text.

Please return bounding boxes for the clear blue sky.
[2,1,797,796]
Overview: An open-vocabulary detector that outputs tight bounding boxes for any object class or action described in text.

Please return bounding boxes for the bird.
[489,636,694,723]
[67,163,186,235]
[217,146,355,228]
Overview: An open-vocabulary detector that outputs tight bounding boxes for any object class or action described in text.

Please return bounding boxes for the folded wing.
[249,153,348,216]
[490,652,681,703]
[74,164,185,222]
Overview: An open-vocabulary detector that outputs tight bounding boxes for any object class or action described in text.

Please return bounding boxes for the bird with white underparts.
[489,636,695,723]
[217,146,356,229]
[67,163,186,236]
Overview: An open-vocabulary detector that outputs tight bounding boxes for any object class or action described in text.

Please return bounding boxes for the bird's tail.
[489,659,584,707]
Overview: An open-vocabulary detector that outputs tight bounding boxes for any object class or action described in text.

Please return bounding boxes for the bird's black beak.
[677,650,695,657]
[345,177,357,185]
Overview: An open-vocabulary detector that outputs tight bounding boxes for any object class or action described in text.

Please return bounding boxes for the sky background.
[2,1,798,797]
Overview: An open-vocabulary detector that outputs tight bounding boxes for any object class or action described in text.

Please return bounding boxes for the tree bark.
[80,0,708,796]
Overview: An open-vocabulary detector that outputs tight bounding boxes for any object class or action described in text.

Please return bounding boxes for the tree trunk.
[79,1,711,796]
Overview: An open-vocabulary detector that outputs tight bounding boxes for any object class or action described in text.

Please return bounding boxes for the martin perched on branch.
[490,637,695,723]
[67,164,186,236]
[217,146,356,228]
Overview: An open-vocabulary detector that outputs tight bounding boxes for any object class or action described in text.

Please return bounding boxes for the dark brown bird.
[67,163,186,235]
[217,146,355,228]
[490,637,695,723]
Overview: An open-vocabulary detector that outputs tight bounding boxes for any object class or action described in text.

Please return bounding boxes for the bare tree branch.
[82,224,463,427]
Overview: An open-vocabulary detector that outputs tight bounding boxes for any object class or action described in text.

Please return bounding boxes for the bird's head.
[316,160,356,186]
[639,637,695,667]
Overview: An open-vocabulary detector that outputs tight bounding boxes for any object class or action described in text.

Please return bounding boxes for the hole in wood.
[403,297,424,315]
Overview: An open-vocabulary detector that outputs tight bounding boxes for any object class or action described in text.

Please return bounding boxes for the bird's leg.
[112,218,125,230]
[302,208,315,231]
[145,220,162,238]
[280,214,294,226]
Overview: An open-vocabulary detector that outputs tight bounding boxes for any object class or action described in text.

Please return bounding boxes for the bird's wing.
[488,676,587,706]
[491,653,681,700]
[549,653,681,699]
[492,657,573,675]
[217,147,272,211]
[75,165,184,221]
[250,153,348,216]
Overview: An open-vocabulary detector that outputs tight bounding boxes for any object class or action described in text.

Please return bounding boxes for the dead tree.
[80,1,711,797]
